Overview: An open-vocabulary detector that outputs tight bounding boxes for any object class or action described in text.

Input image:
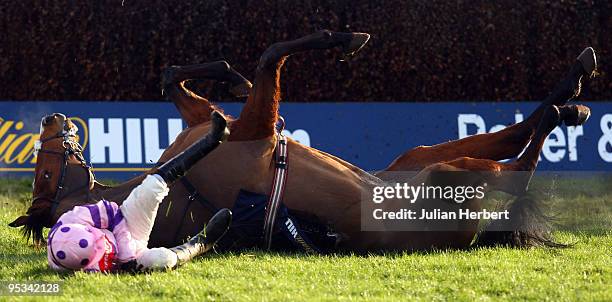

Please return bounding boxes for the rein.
[33,126,93,222]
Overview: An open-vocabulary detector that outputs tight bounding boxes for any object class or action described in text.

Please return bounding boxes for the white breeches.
[119,174,178,270]
[120,174,169,246]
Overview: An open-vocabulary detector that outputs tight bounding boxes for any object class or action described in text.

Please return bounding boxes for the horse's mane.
[17,201,51,246]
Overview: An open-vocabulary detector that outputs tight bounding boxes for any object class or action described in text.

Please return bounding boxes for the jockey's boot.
[546,47,597,106]
[170,208,232,267]
[155,110,229,185]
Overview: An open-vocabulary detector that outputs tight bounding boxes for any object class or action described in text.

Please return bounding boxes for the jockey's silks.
[47,175,170,272]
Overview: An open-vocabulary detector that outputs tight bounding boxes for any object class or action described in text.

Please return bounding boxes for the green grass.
[0,178,610,301]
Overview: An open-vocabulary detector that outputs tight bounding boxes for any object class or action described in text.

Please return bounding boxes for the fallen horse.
[11,30,598,253]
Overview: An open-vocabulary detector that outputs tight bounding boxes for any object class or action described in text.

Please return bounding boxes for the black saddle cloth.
[216,190,337,253]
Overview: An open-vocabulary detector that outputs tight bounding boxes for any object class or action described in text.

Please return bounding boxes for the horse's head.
[9,113,94,245]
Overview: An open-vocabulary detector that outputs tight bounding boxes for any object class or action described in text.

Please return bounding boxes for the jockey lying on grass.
[47,112,232,273]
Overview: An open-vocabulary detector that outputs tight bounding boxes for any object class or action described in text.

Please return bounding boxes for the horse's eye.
[43,172,51,179]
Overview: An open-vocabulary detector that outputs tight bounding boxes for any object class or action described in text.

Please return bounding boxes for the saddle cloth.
[217,190,338,253]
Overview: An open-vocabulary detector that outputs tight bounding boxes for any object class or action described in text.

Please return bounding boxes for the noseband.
[33,124,93,222]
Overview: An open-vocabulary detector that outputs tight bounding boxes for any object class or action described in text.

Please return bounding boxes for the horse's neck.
[90,174,147,205]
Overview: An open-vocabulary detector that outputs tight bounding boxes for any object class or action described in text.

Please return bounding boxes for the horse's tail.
[471,193,569,248]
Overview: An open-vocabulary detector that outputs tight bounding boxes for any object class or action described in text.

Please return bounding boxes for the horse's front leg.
[229,30,370,141]
[162,61,252,127]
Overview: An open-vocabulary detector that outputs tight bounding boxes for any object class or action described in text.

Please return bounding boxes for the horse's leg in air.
[438,104,591,194]
[162,61,252,127]
[382,48,597,172]
[378,105,588,251]
[229,30,370,141]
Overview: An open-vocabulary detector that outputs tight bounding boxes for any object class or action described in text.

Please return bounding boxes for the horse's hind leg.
[382,48,597,172]
[382,118,536,172]
[379,104,591,251]
[162,61,252,127]
[229,30,370,141]
[388,106,588,250]
[440,104,591,194]
[382,106,583,251]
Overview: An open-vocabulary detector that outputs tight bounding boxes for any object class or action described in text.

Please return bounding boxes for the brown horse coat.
[150,120,381,251]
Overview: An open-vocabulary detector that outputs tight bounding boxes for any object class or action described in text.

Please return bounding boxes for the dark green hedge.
[1,0,610,101]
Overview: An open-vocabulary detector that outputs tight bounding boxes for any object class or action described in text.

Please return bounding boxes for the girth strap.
[263,132,288,249]
[180,177,218,213]
[172,177,219,243]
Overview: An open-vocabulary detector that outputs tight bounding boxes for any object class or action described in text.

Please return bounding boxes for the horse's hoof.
[229,81,252,98]
[577,47,597,78]
[560,104,591,126]
[343,32,370,58]
[559,105,591,126]
[227,65,253,98]
[552,50,593,103]
[160,65,181,94]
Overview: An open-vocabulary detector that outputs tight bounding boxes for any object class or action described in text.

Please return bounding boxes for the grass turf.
[0,178,610,301]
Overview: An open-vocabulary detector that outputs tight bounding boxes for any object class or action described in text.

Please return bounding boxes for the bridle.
[32,121,93,223]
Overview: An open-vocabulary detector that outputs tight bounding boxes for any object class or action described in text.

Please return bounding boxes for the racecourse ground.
[0,178,610,301]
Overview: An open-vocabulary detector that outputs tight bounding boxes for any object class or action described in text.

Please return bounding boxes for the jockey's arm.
[54,200,120,231]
